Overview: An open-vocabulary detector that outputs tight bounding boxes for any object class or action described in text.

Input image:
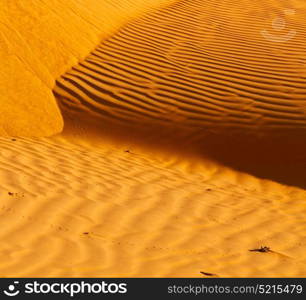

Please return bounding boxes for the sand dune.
[54,0,306,188]
[0,0,306,277]
[54,0,306,134]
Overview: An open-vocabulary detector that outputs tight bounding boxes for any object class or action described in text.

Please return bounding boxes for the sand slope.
[54,0,306,189]
[0,136,306,277]
[0,0,175,136]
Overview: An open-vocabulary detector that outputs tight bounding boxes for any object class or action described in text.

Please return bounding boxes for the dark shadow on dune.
[194,131,306,189]
[52,0,306,190]
[53,97,306,190]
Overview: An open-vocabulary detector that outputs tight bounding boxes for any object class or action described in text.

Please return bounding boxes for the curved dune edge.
[0,0,176,137]
[0,135,306,277]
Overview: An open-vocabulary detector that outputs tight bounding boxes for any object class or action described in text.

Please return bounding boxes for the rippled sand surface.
[0,0,306,277]
[1,135,306,277]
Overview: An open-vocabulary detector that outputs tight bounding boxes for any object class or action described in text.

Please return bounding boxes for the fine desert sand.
[0,0,306,277]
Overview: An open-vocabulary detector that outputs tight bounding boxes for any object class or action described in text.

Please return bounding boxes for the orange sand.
[0,0,306,277]
[0,0,176,136]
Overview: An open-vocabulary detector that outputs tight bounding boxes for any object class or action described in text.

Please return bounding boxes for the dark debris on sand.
[249,246,271,253]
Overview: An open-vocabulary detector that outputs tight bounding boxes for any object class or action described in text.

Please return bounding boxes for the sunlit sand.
[0,0,306,277]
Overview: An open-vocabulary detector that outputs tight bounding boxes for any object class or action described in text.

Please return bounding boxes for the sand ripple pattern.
[54,0,306,134]
[0,137,306,277]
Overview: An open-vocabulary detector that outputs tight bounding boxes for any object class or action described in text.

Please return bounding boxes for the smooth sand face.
[1,0,306,277]
[0,0,176,136]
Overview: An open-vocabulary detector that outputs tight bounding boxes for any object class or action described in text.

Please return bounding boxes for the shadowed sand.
[54,0,306,188]
[0,0,306,277]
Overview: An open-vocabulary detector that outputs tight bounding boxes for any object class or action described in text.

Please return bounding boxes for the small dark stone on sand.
[83,232,89,235]
[11,139,16,142]
[8,192,14,196]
